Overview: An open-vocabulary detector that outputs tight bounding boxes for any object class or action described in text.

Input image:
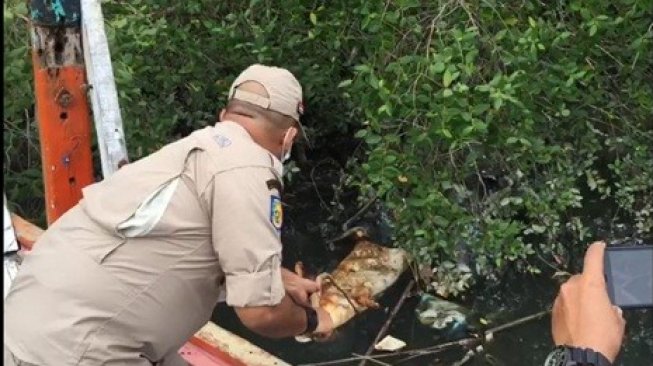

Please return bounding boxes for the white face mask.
[280,128,294,163]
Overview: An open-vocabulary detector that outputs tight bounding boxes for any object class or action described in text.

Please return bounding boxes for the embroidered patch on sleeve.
[270,195,283,231]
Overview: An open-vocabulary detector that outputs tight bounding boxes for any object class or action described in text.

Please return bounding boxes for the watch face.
[545,347,570,366]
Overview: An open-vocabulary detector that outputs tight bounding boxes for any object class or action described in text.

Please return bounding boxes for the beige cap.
[228,64,308,141]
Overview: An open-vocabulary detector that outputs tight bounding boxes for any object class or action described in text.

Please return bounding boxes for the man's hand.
[551,241,626,363]
[281,268,320,307]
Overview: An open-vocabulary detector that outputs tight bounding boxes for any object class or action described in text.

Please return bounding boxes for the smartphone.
[604,245,653,309]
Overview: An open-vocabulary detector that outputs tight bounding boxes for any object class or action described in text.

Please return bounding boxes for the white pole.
[81,0,129,178]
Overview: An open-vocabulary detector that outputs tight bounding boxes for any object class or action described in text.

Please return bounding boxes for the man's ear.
[284,126,299,145]
[218,109,226,121]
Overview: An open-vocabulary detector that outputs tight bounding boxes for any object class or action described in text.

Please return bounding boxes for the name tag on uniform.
[270,195,283,232]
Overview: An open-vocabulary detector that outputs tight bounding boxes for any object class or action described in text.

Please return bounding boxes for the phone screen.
[605,246,653,309]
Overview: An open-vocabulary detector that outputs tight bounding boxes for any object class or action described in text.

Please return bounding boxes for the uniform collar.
[216,120,284,178]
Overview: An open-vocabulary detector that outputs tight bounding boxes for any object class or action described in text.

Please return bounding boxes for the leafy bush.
[343,0,653,290]
[3,0,652,294]
[3,1,43,223]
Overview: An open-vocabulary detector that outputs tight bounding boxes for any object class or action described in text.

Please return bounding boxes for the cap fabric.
[228,64,305,123]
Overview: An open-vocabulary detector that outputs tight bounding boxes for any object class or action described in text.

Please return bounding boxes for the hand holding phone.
[604,244,653,309]
[551,241,626,363]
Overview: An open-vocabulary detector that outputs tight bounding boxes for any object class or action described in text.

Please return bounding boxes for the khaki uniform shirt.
[4,121,286,365]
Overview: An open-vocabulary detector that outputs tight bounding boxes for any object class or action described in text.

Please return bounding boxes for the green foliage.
[3,0,652,294]
[3,0,44,223]
[344,0,653,290]
[100,0,360,159]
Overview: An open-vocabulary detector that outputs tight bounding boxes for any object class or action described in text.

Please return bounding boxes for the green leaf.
[338,79,352,88]
[472,104,490,115]
[310,12,317,25]
[589,24,597,36]
[354,129,367,138]
[443,69,453,88]
[493,98,503,110]
[528,17,537,28]
[433,61,445,73]
[531,224,546,234]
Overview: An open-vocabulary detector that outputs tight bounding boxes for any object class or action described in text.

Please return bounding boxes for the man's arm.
[235,296,333,339]
[204,167,332,338]
[235,271,331,339]
[235,296,304,338]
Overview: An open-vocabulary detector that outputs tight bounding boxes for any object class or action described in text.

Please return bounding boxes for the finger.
[294,261,304,277]
[301,278,321,293]
[582,241,606,283]
[551,295,569,345]
[294,293,311,307]
[561,274,581,288]
[613,305,625,321]
[615,307,627,330]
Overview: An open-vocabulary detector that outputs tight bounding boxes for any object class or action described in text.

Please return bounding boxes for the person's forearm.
[238,295,307,338]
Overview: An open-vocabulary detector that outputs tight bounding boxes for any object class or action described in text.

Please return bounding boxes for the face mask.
[280,128,294,163]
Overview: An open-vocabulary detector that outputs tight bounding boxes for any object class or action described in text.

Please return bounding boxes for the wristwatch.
[544,346,612,366]
[303,307,319,334]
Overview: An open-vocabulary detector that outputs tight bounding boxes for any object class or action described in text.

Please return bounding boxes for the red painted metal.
[179,336,249,366]
[32,61,95,225]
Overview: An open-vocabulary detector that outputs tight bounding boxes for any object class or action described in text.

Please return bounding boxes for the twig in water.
[342,193,379,231]
[297,308,551,366]
[351,353,392,366]
[298,338,476,366]
[484,309,550,335]
[358,280,415,366]
[452,346,482,366]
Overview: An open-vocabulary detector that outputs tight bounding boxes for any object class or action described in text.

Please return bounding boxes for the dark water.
[211,171,652,365]
[211,240,653,365]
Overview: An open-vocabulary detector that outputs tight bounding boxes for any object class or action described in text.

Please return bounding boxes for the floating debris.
[416,293,469,335]
[374,335,406,352]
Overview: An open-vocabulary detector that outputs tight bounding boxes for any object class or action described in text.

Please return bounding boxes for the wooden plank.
[189,322,291,366]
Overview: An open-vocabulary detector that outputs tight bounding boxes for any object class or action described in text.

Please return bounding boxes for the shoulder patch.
[270,195,283,231]
[266,179,283,195]
[213,134,232,148]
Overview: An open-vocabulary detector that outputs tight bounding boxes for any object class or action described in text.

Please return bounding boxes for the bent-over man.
[4,64,334,365]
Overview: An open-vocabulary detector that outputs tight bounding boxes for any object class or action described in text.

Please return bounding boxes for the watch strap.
[567,346,612,366]
[303,307,318,334]
[544,346,613,366]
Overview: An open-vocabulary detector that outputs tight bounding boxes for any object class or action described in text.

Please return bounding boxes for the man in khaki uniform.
[4,64,333,365]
